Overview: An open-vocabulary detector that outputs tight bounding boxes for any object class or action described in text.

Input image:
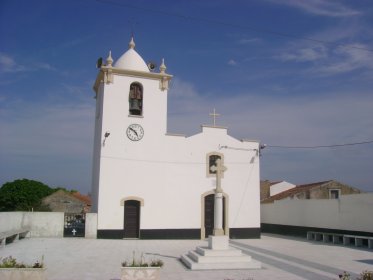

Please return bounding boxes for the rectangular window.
[329,189,340,199]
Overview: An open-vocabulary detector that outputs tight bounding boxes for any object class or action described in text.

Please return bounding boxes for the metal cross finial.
[209,108,220,127]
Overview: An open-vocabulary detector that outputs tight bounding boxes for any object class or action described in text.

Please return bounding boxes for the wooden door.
[204,194,215,238]
[204,194,225,238]
[124,200,140,238]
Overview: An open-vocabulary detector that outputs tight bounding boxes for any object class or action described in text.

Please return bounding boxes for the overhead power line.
[96,0,373,53]
[266,140,373,149]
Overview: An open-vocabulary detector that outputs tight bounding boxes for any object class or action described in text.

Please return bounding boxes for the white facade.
[270,181,296,196]
[91,38,261,239]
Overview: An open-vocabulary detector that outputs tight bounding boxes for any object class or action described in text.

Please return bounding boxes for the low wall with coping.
[0,212,98,238]
[261,193,373,236]
[0,212,64,237]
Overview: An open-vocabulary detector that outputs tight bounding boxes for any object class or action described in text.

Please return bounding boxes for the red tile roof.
[72,192,92,206]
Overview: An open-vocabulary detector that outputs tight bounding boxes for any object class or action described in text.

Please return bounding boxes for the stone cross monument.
[181,157,261,270]
[210,158,227,236]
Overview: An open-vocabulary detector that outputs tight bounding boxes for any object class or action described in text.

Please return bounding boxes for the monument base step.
[180,245,261,270]
[196,246,243,257]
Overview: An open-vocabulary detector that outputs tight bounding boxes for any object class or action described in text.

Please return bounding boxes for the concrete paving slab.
[0,234,372,280]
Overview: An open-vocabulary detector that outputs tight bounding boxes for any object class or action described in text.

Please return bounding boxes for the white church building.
[91,37,261,239]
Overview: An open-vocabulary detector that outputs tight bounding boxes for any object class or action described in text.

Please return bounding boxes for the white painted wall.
[261,193,373,233]
[270,181,295,196]
[0,212,64,237]
[0,212,98,238]
[91,82,104,213]
[96,125,260,230]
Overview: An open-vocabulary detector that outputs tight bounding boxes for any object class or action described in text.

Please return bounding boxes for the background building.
[261,180,361,204]
[42,190,92,213]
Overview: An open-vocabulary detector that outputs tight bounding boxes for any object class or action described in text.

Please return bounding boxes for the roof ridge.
[295,180,333,188]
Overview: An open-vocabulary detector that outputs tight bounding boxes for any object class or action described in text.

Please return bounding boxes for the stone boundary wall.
[261,193,373,234]
[0,212,97,238]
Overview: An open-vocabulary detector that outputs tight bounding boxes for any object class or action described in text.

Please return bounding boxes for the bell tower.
[91,37,172,213]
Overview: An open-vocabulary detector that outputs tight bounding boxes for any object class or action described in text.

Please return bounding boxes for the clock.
[126,124,144,141]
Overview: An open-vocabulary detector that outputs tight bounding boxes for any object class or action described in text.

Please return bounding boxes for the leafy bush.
[0,256,44,268]
[357,271,373,280]
[339,271,373,280]
[121,252,163,268]
[150,259,164,267]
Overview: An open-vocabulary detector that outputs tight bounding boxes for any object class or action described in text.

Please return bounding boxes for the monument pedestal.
[181,236,261,270]
[181,158,260,270]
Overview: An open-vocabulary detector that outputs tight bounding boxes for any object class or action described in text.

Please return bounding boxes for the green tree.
[54,187,78,193]
[0,179,55,211]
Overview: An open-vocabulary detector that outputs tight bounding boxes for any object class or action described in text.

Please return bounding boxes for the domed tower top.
[113,37,149,72]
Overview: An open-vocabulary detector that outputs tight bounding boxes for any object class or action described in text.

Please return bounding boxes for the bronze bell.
[130,99,141,115]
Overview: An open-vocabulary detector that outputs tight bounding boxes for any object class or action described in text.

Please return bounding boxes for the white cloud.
[277,45,327,62]
[238,38,261,45]
[222,93,373,146]
[169,77,198,98]
[0,53,26,73]
[316,44,373,75]
[275,41,373,76]
[0,53,16,68]
[0,98,95,158]
[34,62,56,71]
[0,52,56,73]
[269,0,360,17]
[227,59,237,66]
[307,24,365,44]
[167,79,373,145]
[168,78,208,134]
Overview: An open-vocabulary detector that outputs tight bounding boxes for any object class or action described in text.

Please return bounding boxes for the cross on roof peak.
[209,108,220,127]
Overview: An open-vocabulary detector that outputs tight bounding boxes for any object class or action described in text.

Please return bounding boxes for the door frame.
[200,190,229,239]
[120,196,144,239]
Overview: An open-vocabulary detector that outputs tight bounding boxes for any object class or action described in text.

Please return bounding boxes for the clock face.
[126,124,144,141]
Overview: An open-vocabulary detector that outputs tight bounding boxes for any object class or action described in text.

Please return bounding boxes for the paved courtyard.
[1,233,372,280]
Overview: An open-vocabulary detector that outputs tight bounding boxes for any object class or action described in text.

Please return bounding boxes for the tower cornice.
[93,66,173,94]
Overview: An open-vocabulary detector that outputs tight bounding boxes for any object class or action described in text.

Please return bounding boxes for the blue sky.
[1,0,373,193]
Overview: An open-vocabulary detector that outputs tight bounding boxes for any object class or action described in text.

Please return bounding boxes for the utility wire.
[266,140,373,149]
[96,0,373,53]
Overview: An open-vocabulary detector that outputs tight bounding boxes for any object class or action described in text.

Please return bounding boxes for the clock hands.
[127,124,143,141]
[129,127,138,137]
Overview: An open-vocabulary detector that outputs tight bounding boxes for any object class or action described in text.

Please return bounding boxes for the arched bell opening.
[129,82,143,116]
